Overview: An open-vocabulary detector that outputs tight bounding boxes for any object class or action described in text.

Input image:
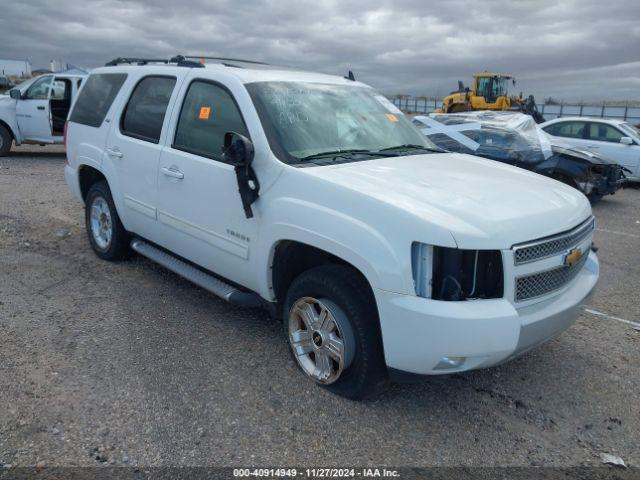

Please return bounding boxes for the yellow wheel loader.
[436,73,545,123]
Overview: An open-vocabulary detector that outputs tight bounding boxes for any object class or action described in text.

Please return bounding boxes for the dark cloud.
[1,0,639,100]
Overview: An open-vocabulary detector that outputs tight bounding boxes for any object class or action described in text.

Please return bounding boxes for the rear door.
[50,77,72,137]
[104,73,182,240]
[15,75,53,141]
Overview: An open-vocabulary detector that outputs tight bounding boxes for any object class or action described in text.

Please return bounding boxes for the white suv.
[64,56,599,398]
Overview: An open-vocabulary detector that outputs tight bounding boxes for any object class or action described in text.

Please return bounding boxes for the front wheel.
[0,125,12,156]
[85,180,132,260]
[284,265,388,399]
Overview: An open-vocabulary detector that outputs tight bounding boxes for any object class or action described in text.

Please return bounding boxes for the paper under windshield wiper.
[377,144,445,153]
[298,149,394,162]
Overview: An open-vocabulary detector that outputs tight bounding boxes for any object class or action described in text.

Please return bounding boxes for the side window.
[476,77,490,97]
[51,79,70,100]
[545,121,586,139]
[25,76,53,100]
[173,80,249,160]
[588,123,623,143]
[120,76,176,143]
[69,73,127,128]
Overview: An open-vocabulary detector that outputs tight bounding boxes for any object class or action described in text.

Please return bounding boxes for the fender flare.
[77,159,131,230]
[255,198,411,300]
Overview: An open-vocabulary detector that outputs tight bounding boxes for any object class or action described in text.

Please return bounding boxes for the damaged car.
[413,111,626,201]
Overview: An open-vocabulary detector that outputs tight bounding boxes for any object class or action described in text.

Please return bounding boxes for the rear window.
[120,76,176,143]
[69,73,127,128]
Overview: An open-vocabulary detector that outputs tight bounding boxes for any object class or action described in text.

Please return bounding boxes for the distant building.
[0,59,32,77]
[50,59,65,72]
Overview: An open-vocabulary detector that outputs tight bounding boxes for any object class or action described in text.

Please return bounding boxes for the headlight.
[412,243,504,300]
[411,243,433,298]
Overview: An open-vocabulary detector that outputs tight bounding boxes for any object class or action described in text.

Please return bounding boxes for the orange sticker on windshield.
[199,106,211,120]
[386,113,399,122]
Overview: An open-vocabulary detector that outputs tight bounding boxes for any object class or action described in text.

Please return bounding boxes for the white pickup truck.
[64,57,599,399]
[0,72,86,156]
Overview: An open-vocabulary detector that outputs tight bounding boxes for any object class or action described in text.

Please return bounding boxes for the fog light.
[434,356,466,371]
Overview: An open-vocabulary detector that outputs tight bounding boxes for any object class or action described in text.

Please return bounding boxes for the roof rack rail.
[104,56,204,68]
[181,56,271,66]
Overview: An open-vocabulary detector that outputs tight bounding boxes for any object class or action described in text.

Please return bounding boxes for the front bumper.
[376,251,599,376]
[588,164,626,197]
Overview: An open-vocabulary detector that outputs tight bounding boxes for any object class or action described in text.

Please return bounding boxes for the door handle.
[37,106,45,110]
[105,147,123,158]
[161,166,184,179]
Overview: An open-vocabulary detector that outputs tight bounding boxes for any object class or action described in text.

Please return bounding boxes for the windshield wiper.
[377,144,445,154]
[298,149,394,162]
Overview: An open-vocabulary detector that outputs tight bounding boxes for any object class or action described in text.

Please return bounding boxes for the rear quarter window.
[69,73,127,128]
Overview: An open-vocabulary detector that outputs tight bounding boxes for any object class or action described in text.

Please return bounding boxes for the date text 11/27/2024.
[233,468,400,478]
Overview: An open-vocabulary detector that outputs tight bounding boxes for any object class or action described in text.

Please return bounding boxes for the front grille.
[515,252,588,302]
[513,217,594,265]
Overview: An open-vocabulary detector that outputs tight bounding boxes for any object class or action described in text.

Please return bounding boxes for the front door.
[105,74,180,240]
[15,75,53,141]
[586,122,640,177]
[156,78,258,289]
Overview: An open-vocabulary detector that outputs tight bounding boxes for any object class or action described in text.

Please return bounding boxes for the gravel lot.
[0,145,639,469]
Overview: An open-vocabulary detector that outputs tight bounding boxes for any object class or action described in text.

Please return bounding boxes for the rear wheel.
[0,125,12,156]
[85,181,132,260]
[284,265,388,399]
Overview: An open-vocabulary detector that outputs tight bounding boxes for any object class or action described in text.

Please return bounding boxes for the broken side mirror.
[620,136,634,146]
[9,89,21,100]
[223,131,260,219]
[223,131,254,166]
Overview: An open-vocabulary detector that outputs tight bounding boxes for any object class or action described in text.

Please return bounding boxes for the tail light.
[63,121,68,147]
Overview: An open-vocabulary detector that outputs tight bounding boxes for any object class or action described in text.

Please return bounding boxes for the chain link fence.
[389,96,640,125]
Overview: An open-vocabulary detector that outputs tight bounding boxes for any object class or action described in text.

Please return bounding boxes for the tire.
[84,180,132,260]
[284,265,388,399]
[0,125,12,157]
[587,190,603,204]
[447,103,471,113]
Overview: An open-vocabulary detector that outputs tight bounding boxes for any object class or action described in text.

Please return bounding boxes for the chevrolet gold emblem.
[564,247,583,267]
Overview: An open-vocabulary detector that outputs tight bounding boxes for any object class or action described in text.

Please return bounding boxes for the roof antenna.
[344,70,355,81]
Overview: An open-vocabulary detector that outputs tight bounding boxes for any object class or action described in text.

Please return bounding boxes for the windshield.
[11,77,38,93]
[493,78,508,97]
[476,77,508,101]
[246,81,439,165]
[620,122,640,138]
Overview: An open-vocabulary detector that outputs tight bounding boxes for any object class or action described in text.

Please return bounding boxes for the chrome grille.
[515,252,589,302]
[513,217,595,265]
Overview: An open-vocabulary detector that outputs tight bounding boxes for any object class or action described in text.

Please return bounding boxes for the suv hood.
[302,153,591,249]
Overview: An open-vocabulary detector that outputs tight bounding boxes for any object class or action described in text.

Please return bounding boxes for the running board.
[130,239,263,307]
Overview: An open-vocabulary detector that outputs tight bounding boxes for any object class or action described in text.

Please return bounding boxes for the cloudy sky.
[2,0,639,100]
